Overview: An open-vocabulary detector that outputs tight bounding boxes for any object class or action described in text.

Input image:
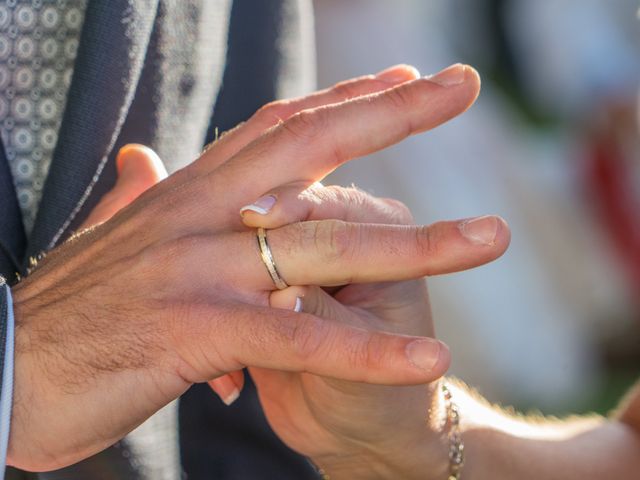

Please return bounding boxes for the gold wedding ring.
[256,227,289,290]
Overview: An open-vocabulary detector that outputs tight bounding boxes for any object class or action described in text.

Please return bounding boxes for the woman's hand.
[238,183,509,479]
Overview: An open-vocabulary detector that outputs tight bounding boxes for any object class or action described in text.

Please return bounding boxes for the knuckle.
[313,219,360,263]
[281,108,328,144]
[385,83,413,110]
[382,87,415,137]
[382,198,414,224]
[323,185,359,211]
[278,221,307,257]
[145,182,189,218]
[339,186,367,207]
[289,315,328,360]
[414,224,441,259]
[332,76,374,99]
[254,100,295,128]
[341,187,380,218]
[349,332,385,372]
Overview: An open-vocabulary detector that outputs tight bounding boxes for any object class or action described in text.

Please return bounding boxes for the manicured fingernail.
[293,297,303,313]
[406,339,442,372]
[459,215,499,246]
[212,375,241,406]
[426,63,466,87]
[239,195,277,216]
[375,64,421,83]
[222,388,240,406]
[212,375,240,406]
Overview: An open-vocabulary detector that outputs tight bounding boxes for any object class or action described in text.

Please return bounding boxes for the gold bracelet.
[442,383,465,480]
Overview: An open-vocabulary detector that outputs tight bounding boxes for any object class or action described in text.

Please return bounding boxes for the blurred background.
[315,0,640,415]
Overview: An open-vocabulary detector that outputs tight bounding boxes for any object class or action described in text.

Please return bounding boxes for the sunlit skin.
[205,67,640,478]
[233,174,640,480]
[50,65,640,479]
[9,64,513,471]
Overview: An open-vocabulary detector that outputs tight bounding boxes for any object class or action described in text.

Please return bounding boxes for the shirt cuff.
[0,284,15,477]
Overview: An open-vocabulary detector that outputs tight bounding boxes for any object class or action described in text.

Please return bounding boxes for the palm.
[250,279,438,459]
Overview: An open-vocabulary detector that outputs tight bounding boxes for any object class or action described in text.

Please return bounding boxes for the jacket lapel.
[25,0,159,263]
[0,141,25,277]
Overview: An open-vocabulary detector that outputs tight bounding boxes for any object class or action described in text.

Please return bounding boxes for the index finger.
[205,64,480,214]
[191,64,421,176]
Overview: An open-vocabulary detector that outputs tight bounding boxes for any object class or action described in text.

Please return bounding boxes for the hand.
[78,144,168,230]
[237,183,508,479]
[9,64,490,471]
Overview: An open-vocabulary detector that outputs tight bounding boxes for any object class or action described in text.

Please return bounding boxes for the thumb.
[80,144,168,229]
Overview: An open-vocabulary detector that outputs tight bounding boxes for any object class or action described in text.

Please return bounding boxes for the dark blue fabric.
[0,279,7,415]
[0,142,25,281]
[181,381,317,480]
[207,0,283,135]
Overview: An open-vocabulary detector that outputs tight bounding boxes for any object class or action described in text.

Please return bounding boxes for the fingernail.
[222,388,240,406]
[212,375,241,406]
[375,64,421,83]
[239,195,277,216]
[406,339,442,372]
[293,297,303,313]
[459,215,499,246]
[426,63,466,87]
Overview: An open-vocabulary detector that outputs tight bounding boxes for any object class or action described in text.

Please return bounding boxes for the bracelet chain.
[443,383,465,480]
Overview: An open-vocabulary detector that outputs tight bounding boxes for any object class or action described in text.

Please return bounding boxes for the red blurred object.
[584,108,640,299]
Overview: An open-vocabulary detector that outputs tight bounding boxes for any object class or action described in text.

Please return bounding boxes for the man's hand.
[8,64,503,471]
[236,183,508,479]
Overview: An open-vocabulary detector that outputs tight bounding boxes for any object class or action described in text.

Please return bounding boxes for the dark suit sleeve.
[0,277,14,478]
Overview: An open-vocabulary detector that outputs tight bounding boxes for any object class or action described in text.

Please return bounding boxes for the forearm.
[463,421,640,479]
[322,379,640,480]
[455,381,640,480]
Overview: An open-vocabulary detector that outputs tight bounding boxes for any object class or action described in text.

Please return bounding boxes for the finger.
[203,64,480,216]
[270,285,358,327]
[79,144,167,229]
[240,184,413,228]
[177,304,450,385]
[209,215,510,290]
[207,370,245,406]
[270,285,431,336]
[191,64,420,175]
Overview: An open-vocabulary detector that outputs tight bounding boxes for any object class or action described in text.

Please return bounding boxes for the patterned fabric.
[0,0,87,234]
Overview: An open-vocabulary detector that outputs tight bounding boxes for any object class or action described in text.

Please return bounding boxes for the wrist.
[314,436,450,480]
[313,381,451,480]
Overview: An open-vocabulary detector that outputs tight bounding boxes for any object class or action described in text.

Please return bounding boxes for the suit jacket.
[0,0,319,478]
